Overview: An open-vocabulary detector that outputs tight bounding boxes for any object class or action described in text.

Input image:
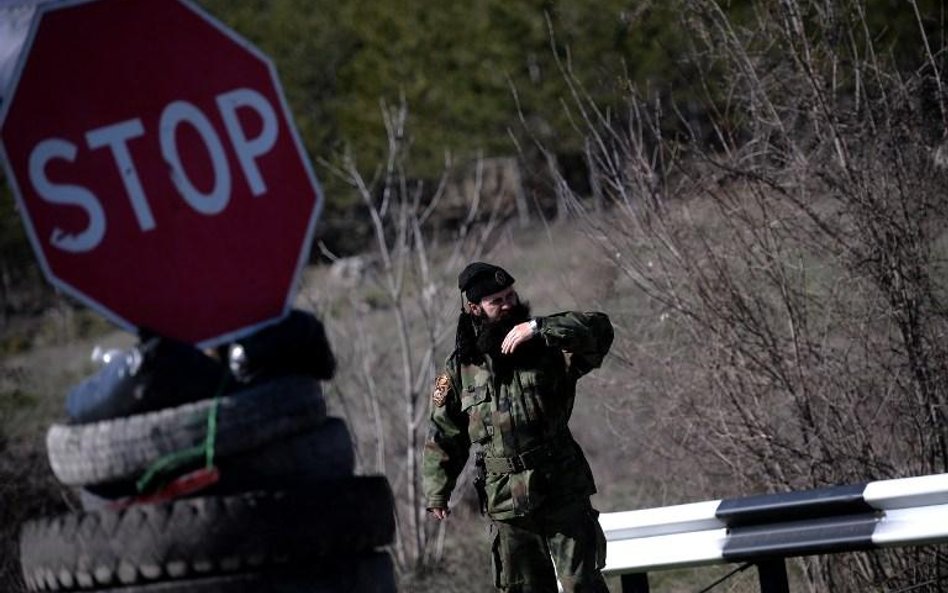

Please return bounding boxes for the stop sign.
[0,0,322,346]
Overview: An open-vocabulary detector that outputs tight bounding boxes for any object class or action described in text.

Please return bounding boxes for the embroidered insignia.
[495,270,507,284]
[432,373,450,407]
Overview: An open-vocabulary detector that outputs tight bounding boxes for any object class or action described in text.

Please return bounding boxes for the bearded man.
[422,262,614,593]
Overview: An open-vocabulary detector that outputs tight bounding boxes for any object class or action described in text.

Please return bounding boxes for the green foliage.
[0,331,32,356]
[330,1,694,176]
[0,388,38,421]
[194,0,691,218]
[0,172,33,274]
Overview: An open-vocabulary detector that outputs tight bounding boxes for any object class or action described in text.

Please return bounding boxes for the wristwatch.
[528,318,539,334]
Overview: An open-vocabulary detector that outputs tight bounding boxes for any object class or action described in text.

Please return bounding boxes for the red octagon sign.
[0,0,322,346]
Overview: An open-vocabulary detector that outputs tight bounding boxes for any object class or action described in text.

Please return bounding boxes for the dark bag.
[228,309,336,383]
[66,336,231,424]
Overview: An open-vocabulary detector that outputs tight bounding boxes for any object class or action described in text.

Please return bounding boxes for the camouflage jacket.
[422,311,614,520]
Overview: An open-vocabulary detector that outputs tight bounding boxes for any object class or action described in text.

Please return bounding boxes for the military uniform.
[423,310,614,592]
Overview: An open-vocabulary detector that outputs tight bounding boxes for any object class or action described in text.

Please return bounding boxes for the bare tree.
[315,98,506,573]
[539,0,948,590]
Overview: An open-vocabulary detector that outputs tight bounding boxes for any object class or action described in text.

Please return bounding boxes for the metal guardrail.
[598,473,948,592]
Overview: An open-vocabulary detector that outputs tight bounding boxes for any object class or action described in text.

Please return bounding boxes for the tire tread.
[20,477,394,592]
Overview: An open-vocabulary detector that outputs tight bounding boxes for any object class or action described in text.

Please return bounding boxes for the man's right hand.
[430,507,449,520]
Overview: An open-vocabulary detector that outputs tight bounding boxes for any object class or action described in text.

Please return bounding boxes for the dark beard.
[474,301,532,359]
[471,302,548,376]
[455,301,547,370]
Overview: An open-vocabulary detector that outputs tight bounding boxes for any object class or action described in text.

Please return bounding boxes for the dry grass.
[0,213,709,592]
[4,204,937,591]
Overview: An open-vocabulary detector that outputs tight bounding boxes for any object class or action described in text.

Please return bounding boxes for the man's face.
[469,285,519,322]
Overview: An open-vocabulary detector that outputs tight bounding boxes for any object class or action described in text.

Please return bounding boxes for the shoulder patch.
[432,373,451,407]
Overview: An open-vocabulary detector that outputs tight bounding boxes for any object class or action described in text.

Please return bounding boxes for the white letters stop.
[27,87,278,253]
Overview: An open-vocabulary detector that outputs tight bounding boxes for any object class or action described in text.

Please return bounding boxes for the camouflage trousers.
[488,499,608,593]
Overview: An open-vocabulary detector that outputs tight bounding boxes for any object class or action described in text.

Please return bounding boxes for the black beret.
[458,262,515,303]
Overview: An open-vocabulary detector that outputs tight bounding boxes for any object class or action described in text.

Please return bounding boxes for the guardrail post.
[620,572,650,593]
[756,559,789,593]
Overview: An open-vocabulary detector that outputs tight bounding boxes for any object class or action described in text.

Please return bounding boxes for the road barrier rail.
[599,473,948,592]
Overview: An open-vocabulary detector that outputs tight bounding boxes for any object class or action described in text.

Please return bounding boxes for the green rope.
[135,446,203,493]
[135,369,229,494]
[204,393,220,469]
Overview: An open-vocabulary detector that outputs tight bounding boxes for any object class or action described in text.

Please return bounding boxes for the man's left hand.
[501,321,537,355]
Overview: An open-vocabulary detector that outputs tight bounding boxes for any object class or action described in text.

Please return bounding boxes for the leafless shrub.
[311,98,504,574]
[543,0,948,590]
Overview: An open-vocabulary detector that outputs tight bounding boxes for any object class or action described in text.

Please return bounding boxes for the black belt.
[482,438,570,474]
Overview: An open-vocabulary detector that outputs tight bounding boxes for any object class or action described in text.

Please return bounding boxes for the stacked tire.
[19,311,396,593]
